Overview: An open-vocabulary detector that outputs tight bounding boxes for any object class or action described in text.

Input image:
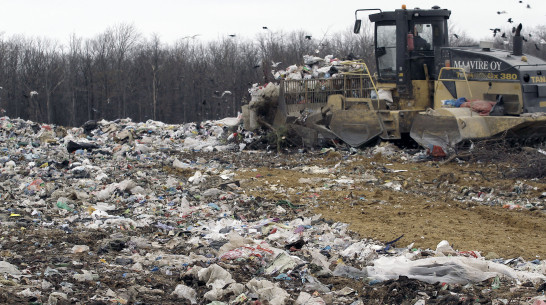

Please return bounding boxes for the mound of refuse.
[0,115,545,304]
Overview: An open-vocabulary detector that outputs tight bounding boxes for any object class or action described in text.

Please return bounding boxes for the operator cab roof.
[369,6,451,22]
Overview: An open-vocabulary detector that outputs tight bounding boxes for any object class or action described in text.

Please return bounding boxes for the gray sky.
[0,0,544,45]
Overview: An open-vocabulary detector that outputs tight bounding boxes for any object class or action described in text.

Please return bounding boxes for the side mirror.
[354,20,362,34]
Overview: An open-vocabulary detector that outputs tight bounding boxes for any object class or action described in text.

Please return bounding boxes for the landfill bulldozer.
[260,5,546,154]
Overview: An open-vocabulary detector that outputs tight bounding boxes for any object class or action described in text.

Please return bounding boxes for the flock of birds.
[452,1,544,50]
[182,26,314,41]
[187,3,544,100]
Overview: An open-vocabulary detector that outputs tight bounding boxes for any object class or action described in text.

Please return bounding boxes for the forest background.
[1,22,545,126]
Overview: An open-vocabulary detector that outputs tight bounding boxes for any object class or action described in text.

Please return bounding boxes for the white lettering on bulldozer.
[453,60,502,71]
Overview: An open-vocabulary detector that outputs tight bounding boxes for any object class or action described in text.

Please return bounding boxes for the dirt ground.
[234,149,546,260]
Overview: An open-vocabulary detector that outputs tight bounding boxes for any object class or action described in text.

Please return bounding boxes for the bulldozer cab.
[356,6,451,96]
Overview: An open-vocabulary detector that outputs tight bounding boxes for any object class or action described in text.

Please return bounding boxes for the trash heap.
[244,54,369,133]
[272,55,362,81]
[0,115,545,304]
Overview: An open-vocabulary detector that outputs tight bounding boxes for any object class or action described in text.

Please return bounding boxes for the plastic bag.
[367,256,546,284]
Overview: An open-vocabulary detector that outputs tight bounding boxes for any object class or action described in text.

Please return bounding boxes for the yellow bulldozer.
[247,5,546,154]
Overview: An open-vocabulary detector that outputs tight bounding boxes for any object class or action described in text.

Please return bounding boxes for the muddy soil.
[234,150,546,260]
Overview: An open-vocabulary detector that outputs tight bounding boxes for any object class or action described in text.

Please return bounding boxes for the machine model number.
[456,72,518,81]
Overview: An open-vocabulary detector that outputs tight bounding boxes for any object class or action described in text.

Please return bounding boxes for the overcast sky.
[0,0,544,45]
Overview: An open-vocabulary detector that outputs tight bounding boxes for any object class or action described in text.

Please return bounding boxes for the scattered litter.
[0,114,543,304]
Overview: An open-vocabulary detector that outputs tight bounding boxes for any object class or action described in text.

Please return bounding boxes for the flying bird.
[228,34,236,37]
[271,61,282,68]
[182,34,200,39]
[253,64,260,69]
[490,28,501,37]
[305,35,312,40]
[527,4,531,8]
[507,18,513,23]
[262,26,268,30]
[497,10,507,14]
[501,32,507,38]
[453,34,459,39]
[213,91,232,98]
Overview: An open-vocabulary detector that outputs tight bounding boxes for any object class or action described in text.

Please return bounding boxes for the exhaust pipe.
[513,23,523,56]
[513,36,523,56]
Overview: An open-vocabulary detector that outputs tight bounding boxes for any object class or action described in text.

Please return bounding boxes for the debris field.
[0,116,545,304]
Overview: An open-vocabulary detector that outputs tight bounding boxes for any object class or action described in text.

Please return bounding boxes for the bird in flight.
[305,35,312,40]
[271,61,282,68]
[262,26,268,30]
[490,28,501,37]
[497,10,507,14]
[213,91,232,98]
[507,18,513,23]
[182,34,200,39]
[453,34,459,39]
[228,34,236,37]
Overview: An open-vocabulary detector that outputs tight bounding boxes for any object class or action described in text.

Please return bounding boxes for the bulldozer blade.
[410,113,461,150]
[410,108,546,154]
[329,109,384,147]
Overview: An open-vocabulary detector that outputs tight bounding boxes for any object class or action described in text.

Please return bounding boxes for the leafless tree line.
[0,23,373,127]
[0,22,544,127]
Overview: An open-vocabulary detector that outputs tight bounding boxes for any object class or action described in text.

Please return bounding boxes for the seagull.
[507,18,513,23]
[182,34,200,39]
[262,26,268,30]
[228,34,236,37]
[305,35,312,40]
[213,91,232,98]
[527,4,531,8]
[271,61,282,68]
[253,64,260,69]
[497,10,507,14]
[453,34,459,39]
[30,90,38,97]
[540,39,546,44]
[501,32,507,38]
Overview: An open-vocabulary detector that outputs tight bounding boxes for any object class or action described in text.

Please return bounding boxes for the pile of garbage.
[0,115,545,304]
[272,55,364,81]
